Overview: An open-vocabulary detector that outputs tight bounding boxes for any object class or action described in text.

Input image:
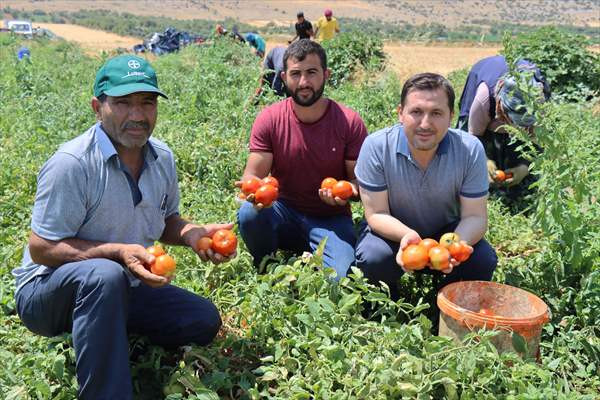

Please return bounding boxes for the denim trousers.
[237,200,357,279]
[356,221,498,301]
[15,259,221,400]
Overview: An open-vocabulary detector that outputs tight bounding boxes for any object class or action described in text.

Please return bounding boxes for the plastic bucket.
[437,281,550,359]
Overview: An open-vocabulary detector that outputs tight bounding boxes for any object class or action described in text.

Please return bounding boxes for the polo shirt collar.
[396,125,450,157]
[94,122,158,163]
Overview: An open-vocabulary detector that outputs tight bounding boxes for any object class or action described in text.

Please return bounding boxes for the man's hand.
[505,164,529,187]
[119,244,171,288]
[395,230,422,274]
[184,223,237,264]
[318,182,358,206]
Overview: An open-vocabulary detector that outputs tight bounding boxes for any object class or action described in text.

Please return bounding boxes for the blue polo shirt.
[12,123,180,293]
[355,124,488,238]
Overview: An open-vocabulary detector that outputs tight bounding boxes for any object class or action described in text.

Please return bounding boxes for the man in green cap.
[12,54,235,399]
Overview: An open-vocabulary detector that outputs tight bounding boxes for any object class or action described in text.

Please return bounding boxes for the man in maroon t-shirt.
[236,40,367,279]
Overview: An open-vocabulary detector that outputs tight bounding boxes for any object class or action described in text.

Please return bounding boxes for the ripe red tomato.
[494,170,506,182]
[331,180,353,200]
[401,244,429,270]
[197,237,213,251]
[241,178,262,195]
[448,241,473,262]
[429,246,450,271]
[151,254,176,276]
[211,229,237,256]
[418,238,438,252]
[320,177,338,190]
[147,245,165,258]
[261,176,279,188]
[254,184,278,207]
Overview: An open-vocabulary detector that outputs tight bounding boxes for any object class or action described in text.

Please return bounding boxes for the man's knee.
[183,299,222,346]
[356,233,399,283]
[81,259,128,292]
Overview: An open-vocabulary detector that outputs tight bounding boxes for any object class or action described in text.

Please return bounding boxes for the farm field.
[1,15,600,400]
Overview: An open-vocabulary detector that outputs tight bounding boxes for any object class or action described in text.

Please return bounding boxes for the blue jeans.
[237,200,357,279]
[356,221,497,301]
[15,259,221,400]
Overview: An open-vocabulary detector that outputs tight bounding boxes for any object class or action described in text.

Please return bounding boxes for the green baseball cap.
[93,55,168,99]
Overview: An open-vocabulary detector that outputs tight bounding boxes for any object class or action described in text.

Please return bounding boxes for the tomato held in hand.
[429,246,450,271]
[320,177,338,190]
[197,237,213,251]
[418,238,438,252]
[494,170,506,182]
[254,184,278,207]
[151,254,176,276]
[439,232,460,249]
[147,245,166,257]
[401,244,429,270]
[211,229,238,256]
[448,241,473,262]
[331,180,353,200]
[241,178,262,195]
[261,176,279,188]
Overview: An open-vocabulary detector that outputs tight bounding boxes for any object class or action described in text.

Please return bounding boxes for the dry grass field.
[4,0,599,27]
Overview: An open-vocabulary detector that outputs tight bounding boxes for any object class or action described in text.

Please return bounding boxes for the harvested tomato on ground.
[401,244,429,270]
[210,229,238,256]
[331,180,353,200]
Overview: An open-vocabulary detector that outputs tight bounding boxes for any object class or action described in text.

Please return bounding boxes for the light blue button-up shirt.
[13,123,180,293]
[355,124,488,238]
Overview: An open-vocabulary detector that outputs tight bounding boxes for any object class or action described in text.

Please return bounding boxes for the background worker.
[314,9,340,42]
[457,55,550,187]
[355,73,497,301]
[237,40,367,280]
[256,45,287,98]
[289,11,313,43]
[245,32,266,58]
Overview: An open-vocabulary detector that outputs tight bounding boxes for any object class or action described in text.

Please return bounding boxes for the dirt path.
[36,23,500,77]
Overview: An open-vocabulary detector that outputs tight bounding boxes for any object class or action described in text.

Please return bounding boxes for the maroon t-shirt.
[250,98,367,216]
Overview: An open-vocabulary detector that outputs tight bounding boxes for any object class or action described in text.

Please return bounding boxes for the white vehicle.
[6,20,33,36]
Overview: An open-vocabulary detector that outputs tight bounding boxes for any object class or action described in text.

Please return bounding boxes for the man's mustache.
[122,121,150,130]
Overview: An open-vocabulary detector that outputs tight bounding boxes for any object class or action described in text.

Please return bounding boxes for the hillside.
[3,0,600,28]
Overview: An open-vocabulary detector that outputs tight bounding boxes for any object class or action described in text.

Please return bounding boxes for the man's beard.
[286,82,325,107]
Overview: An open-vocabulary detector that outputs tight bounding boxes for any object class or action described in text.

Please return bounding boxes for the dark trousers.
[15,259,221,400]
[355,221,497,301]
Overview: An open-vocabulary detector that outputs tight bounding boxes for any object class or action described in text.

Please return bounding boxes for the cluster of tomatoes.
[146,245,176,277]
[401,233,473,271]
[320,177,354,200]
[196,229,238,256]
[239,176,279,207]
[493,170,513,183]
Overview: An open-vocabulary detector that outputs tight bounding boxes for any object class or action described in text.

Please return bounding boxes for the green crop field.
[0,28,599,399]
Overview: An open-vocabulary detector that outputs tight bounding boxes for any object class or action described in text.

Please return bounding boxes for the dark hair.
[283,39,327,72]
[297,11,304,18]
[400,73,455,112]
[97,93,107,103]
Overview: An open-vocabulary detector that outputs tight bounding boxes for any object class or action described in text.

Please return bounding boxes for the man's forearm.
[29,233,123,268]
[367,213,414,243]
[454,215,487,245]
[160,214,198,247]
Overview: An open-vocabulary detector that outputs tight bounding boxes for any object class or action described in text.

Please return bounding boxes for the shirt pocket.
[136,200,166,242]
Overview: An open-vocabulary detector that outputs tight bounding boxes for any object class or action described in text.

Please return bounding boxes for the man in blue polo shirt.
[12,55,235,399]
[355,73,497,301]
